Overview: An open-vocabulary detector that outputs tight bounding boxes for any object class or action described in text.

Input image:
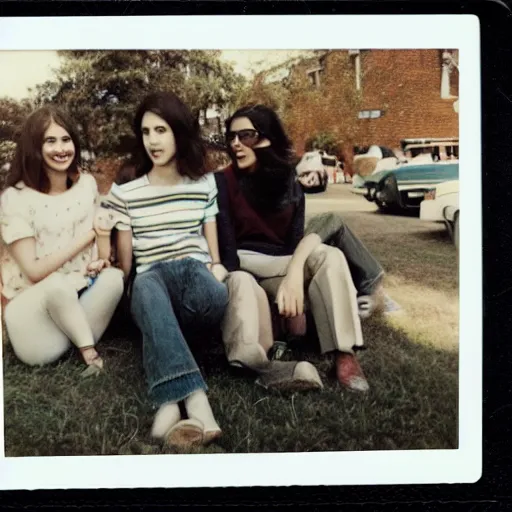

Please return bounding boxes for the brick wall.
[285,49,459,155]
[356,49,459,148]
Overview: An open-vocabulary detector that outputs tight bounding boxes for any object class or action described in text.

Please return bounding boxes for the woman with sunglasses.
[102,91,229,449]
[216,104,371,392]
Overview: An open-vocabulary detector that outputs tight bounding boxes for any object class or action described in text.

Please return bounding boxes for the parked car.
[401,137,459,161]
[351,161,459,212]
[420,179,459,250]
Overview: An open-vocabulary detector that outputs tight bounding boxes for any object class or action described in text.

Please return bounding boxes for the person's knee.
[98,267,124,300]
[44,273,78,306]
[130,271,164,315]
[10,332,70,367]
[307,244,349,276]
[306,243,329,270]
[226,270,256,294]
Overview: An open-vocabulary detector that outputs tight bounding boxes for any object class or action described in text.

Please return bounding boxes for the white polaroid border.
[0,14,481,489]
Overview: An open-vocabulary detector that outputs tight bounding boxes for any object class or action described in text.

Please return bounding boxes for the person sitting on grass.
[215,104,371,393]
[102,91,229,450]
[0,105,124,373]
[109,138,324,395]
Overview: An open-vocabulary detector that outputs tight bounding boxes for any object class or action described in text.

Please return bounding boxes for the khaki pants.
[221,270,274,368]
[237,244,363,354]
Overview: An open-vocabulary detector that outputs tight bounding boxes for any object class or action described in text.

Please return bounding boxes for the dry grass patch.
[381,275,459,352]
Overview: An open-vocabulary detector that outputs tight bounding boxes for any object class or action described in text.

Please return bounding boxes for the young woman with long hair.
[103,91,229,449]
[215,104,374,392]
[0,105,124,372]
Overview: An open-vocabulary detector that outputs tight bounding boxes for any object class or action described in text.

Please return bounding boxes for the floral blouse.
[0,173,100,300]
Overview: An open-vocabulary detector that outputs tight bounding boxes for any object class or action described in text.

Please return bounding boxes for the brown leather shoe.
[335,352,369,392]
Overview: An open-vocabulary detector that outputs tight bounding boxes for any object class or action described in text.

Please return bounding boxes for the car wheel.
[453,213,459,252]
[375,199,388,211]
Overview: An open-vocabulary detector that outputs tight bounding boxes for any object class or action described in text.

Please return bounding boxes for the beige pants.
[237,244,363,354]
[4,268,124,366]
[221,270,274,368]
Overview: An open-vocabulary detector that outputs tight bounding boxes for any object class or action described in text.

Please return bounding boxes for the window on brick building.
[358,109,382,119]
[307,66,324,88]
[441,50,459,99]
[348,49,362,91]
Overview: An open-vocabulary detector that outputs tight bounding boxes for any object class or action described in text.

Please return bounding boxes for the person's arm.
[0,186,97,283]
[214,172,240,272]
[203,174,228,282]
[8,230,96,284]
[285,185,306,254]
[203,219,228,282]
[276,233,322,318]
[204,219,221,264]
[115,229,133,281]
[95,235,112,263]
[99,183,133,279]
[93,201,117,262]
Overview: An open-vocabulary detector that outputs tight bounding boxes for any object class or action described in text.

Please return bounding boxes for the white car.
[420,179,459,250]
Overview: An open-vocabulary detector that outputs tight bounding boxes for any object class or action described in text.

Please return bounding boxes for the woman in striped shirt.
[104,91,229,450]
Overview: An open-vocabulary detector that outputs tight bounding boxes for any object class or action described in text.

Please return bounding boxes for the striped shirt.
[104,172,218,274]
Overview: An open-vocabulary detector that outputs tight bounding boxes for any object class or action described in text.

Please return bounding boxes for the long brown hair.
[5,105,81,193]
[132,91,207,180]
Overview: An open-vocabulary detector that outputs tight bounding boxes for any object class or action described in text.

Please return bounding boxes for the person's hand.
[93,207,116,237]
[208,262,228,283]
[276,268,304,318]
[86,258,111,278]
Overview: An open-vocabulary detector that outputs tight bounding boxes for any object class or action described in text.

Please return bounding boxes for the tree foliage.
[236,51,364,161]
[32,50,246,156]
[304,132,341,156]
[0,97,32,141]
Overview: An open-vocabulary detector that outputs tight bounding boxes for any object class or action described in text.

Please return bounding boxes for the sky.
[0,50,307,101]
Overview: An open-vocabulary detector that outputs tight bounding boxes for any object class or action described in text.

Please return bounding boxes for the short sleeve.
[204,173,219,223]
[85,172,99,202]
[101,183,132,231]
[0,188,35,245]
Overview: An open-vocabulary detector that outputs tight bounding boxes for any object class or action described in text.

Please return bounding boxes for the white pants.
[4,268,124,366]
[237,244,364,354]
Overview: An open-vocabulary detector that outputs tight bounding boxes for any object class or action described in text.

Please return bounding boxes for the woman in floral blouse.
[0,105,124,372]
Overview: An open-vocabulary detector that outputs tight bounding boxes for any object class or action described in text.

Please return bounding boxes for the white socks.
[184,390,221,433]
[151,391,221,439]
[151,402,181,439]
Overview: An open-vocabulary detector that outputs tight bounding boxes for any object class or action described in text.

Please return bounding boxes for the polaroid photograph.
[0,14,481,490]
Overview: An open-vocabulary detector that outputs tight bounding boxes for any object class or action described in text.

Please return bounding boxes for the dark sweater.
[215,167,305,272]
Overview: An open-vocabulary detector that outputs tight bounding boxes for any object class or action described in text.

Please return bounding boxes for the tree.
[0,97,32,188]
[0,97,32,141]
[304,132,341,156]
[32,50,246,157]
[283,51,364,155]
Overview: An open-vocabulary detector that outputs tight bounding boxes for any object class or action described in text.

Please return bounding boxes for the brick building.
[259,49,459,160]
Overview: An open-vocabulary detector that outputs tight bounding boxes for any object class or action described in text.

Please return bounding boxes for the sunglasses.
[225,129,260,147]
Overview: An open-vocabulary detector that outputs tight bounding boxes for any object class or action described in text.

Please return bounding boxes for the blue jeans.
[130,258,229,407]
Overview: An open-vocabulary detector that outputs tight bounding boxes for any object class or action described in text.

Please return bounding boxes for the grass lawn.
[3,186,459,456]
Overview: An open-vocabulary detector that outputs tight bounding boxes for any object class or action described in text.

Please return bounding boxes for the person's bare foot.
[80,346,104,370]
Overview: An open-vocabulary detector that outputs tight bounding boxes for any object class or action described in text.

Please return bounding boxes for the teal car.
[351,162,459,212]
